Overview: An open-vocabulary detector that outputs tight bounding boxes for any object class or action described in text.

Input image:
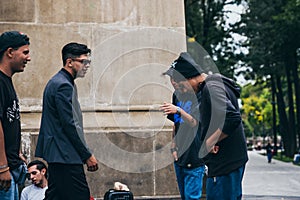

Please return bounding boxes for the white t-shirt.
[20,184,48,200]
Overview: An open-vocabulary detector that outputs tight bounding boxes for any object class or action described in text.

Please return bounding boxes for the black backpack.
[104,189,134,200]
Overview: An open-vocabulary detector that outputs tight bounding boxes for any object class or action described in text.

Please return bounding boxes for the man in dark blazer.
[35,42,98,200]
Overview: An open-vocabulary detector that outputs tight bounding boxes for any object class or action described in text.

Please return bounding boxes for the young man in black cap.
[160,64,205,200]
[171,52,248,200]
[0,30,31,199]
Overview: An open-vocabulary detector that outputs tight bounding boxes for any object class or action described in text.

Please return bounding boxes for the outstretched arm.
[160,102,197,127]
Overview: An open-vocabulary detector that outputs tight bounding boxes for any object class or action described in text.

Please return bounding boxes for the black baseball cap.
[172,52,205,81]
[162,67,174,77]
[0,31,30,52]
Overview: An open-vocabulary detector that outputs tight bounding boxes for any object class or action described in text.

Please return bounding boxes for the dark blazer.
[35,69,91,164]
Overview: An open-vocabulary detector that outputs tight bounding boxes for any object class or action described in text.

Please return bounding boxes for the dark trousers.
[44,163,90,200]
[206,165,245,200]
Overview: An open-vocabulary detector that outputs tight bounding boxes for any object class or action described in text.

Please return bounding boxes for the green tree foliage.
[232,0,300,157]
[184,0,243,78]
[241,83,273,138]
[185,0,300,157]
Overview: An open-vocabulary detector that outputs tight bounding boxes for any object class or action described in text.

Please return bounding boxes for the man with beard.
[20,160,48,200]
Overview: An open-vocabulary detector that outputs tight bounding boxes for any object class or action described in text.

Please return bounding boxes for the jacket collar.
[60,68,74,85]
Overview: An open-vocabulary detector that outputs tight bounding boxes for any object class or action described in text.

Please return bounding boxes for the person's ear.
[66,58,73,67]
[6,47,15,58]
[41,168,46,175]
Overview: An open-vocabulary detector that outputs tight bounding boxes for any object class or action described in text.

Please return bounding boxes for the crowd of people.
[0,30,249,200]
[0,31,98,200]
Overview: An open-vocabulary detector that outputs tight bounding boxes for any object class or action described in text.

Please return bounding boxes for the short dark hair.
[61,42,91,66]
[27,160,48,178]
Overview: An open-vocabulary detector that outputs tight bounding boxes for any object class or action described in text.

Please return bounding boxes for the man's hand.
[159,102,177,115]
[86,155,98,172]
[0,170,11,191]
[206,129,227,154]
[172,151,178,161]
[19,153,27,164]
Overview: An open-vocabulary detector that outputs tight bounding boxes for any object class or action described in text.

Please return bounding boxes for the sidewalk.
[243,151,300,200]
[95,151,300,200]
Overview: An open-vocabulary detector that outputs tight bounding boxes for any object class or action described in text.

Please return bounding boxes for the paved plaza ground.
[243,151,300,200]
[96,150,300,199]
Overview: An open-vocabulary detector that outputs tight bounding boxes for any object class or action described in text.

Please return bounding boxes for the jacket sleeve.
[55,83,92,162]
[202,80,241,137]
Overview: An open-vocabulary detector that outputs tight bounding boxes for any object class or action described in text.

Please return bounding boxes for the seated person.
[294,151,300,164]
[20,160,48,200]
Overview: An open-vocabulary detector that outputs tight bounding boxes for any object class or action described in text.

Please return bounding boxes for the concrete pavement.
[95,150,300,199]
[243,151,300,200]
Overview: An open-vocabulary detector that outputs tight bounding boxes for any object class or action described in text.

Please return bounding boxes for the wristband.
[176,107,181,115]
[0,166,9,173]
[0,164,8,169]
[170,147,178,153]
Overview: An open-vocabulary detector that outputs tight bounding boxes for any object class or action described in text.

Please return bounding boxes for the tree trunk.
[285,60,297,157]
[271,74,277,155]
[291,50,300,152]
[276,75,289,155]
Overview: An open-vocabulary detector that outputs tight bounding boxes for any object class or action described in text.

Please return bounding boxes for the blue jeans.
[174,163,205,200]
[0,172,19,200]
[267,153,272,163]
[206,165,245,200]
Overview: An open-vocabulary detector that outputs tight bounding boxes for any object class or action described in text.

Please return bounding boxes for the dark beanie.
[171,52,205,81]
[0,31,30,52]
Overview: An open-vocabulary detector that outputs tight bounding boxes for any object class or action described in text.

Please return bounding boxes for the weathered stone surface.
[20,111,172,132]
[22,111,176,197]
[0,25,185,110]
[37,0,184,27]
[0,1,35,22]
[25,126,177,197]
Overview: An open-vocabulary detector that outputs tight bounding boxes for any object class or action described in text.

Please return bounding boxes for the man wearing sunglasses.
[35,42,98,200]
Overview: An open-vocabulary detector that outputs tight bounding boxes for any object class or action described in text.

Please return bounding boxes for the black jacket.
[199,74,248,177]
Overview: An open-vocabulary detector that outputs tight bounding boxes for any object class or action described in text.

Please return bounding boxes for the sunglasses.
[72,58,91,65]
